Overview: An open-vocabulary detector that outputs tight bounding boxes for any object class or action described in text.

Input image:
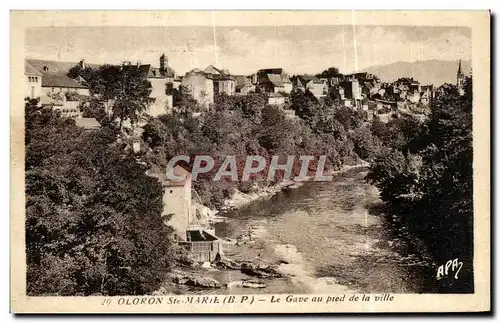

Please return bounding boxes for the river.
[181,166,437,294]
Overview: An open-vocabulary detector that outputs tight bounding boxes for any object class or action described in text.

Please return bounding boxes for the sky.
[25,25,471,76]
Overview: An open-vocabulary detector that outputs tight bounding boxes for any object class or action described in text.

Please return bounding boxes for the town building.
[26,59,91,96]
[149,166,224,262]
[268,92,285,106]
[181,69,215,109]
[74,118,101,131]
[234,75,256,95]
[150,165,194,241]
[25,61,42,99]
[255,68,292,94]
[339,79,362,108]
[293,75,326,98]
[26,59,91,118]
[203,65,236,96]
[125,54,176,117]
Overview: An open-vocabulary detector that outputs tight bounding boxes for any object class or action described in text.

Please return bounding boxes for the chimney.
[79,59,85,69]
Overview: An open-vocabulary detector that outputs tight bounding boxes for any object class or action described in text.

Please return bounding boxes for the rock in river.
[214,255,242,270]
[226,280,267,289]
[240,262,283,278]
[186,276,223,288]
[169,273,223,288]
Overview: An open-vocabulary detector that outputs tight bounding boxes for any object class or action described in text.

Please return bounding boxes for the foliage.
[68,64,154,131]
[143,86,366,207]
[47,91,64,102]
[25,99,174,296]
[65,91,84,102]
[367,77,474,292]
[172,85,202,115]
[290,88,318,122]
[350,124,383,161]
[316,67,342,78]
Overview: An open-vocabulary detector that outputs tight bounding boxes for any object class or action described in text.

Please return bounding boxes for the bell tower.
[160,53,167,73]
[456,59,465,89]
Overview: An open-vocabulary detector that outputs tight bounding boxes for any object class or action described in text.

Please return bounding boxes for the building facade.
[182,70,215,108]
[203,65,236,96]
[25,61,42,98]
[294,75,326,98]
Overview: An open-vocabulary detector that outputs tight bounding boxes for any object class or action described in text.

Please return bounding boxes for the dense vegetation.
[141,90,374,208]
[27,62,473,295]
[367,77,474,293]
[26,67,174,295]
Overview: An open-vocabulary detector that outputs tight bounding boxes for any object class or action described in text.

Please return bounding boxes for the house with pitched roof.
[128,53,176,117]
[293,74,326,98]
[25,61,42,99]
[26,59,91,96]
[255,68,292,94]
[181,69,214,109]
[234,75,255,95]
[203,65,236,96]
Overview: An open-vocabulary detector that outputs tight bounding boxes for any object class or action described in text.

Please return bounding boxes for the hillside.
[361,59,471,86]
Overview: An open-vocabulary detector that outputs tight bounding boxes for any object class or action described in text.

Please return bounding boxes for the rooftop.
[266,74,284,87]
[297,74,322,84]
[26,59,99,75]
[74,118,101,130]
[150,165,191,187]
[41,74,88,89]
[25,62,42,76]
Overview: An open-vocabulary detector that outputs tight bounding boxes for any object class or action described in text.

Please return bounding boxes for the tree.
[351,125,383,161]
[290,89,318,122]
[67,65,96,83]
[25,99,174,296]
[81,64,153,131]
[172,85,202,115]
[366,77,474,292]
[316,67,342,78]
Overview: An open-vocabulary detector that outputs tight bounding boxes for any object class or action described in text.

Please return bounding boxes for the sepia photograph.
[10,10,490,313]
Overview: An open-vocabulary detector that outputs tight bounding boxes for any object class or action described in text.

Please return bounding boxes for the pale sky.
[25,25,471,76]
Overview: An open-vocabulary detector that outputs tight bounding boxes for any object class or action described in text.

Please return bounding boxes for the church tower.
[456,59,465,89]
[160,53,167,74]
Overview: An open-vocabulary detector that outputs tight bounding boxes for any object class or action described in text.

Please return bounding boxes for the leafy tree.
[290,89,318,122]
[316,67,342,78]
[172,85,202,115]
[67,65,96,83]
[367,77,474,293]
[351,125,383,161]
[78,64,154,130]
[25,99,174,296]
[332,105,363,131]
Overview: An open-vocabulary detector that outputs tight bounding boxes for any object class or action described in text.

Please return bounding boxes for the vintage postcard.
[10,10,490,313]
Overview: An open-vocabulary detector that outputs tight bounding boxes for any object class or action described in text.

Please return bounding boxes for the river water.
[190,166,437,294]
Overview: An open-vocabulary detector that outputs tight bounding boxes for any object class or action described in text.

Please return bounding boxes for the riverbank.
[221,161,370,212]
[161,161,435,295]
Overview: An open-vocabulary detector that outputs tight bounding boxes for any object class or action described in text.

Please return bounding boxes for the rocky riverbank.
[158,161,375,295]
[221,161,370,212]
[154,255,289,294]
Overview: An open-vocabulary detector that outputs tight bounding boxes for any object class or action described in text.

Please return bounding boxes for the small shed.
[179,227,224,263]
